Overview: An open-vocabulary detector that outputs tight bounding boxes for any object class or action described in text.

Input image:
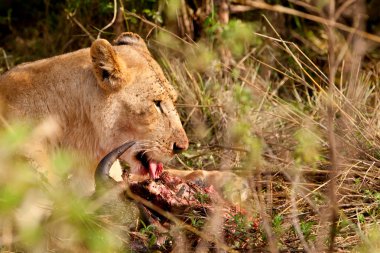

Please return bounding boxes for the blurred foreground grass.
[1,0,380,252]
[0,122,129,252]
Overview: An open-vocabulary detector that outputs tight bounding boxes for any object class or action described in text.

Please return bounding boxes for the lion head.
[89,33,188,179]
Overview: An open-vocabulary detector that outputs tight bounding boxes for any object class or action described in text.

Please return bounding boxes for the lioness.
[0,32,191,193]
[0,32,244,198]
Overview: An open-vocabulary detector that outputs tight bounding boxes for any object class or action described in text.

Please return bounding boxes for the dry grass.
[155,15,380,252]
[1,1,380,252]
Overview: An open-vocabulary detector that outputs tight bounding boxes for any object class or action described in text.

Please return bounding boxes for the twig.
[0,114,13,133]
[182,105,196,128]
[287,0,321,14]
[175,155,193,170]
[65,10,95,41]
[97,0,117,39]
[124,11,192,45]
[334,0,355,20]
[290,172,315,252]
[207,144,249,153]
[326,2,339,252]
[230,4,255,13]
[235,0,380,44]
[175,104,223,108]
[0,48,10,70]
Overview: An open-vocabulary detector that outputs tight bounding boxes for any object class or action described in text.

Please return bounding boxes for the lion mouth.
[135,151,163,179]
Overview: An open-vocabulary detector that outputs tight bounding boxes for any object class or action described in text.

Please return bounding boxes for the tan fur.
[0,33,188,194]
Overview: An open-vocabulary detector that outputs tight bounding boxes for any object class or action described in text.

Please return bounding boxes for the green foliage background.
[1,0,380,252]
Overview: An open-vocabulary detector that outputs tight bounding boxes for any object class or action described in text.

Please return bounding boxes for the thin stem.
[326,1,339,252]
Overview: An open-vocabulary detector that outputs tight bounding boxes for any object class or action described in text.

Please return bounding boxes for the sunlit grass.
[1,1,380,252]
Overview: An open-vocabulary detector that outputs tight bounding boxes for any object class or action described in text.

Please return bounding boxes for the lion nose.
[172,141,188,154]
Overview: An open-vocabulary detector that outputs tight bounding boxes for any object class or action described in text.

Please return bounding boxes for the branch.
[65,10,95,41]
[97,0,118,39]
[234,0,380,44]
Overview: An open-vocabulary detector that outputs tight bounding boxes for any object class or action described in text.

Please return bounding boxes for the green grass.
[1,1,380,252]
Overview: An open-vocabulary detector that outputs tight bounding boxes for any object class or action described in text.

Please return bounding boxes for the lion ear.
[90,39,128,92]
[113,32,149,51]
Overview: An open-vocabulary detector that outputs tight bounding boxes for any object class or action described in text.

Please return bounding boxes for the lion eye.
[154,100,163,113]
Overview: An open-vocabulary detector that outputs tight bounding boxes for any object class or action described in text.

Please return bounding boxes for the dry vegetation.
[1,0,380,252]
